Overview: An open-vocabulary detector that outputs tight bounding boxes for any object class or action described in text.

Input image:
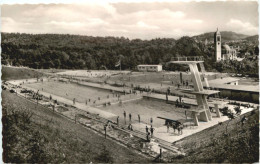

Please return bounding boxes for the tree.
[220,106,242,134]
[53,59,61,69]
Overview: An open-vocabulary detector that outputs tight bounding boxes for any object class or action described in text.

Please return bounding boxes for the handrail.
[171,56,204,61]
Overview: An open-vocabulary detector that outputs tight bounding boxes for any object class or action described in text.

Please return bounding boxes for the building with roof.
[214,29,238,61]
[204,77,258,103]
[222,44,237,60]
[137,64,162,72]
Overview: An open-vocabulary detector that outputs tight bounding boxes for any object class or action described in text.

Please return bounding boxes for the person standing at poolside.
[167,122,170,133]
[146,132,150,142]
[150,125,155,137]
[123,111,126,124]
[117,116,119,126]
[129,113,132,122]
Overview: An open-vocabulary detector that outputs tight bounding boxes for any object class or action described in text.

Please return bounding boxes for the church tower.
[214,28,221,61]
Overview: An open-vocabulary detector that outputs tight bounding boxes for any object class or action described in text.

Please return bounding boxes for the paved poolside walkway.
[126,106,254,143]
[70,80,133,93]
[143,93,228,108]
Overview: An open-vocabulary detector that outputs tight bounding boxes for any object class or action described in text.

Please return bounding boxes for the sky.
[1,1,259,39]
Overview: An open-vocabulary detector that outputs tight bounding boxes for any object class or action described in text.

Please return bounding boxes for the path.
[144,93,229,108]
[126,106,254,143]
[70,79,133,93]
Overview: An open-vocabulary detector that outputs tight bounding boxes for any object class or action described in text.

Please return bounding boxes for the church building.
[214,28,237,61]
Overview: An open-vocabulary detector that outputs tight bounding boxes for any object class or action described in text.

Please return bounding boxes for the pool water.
[98,98,189,127]
[24,81,121,103]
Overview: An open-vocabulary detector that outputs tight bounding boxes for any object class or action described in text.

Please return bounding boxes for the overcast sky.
[1,1,258,39]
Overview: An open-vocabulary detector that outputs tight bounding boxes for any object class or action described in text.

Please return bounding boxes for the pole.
[120,59,121,72]
[160,148,162,162]
[104,125,107,139]
[180,72,183,84]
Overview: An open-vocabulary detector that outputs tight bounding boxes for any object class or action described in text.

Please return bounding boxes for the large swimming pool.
[24,81,121,103]
[98,98,189,127]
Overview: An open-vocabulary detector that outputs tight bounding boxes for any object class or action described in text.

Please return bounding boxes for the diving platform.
[169,56,204,64]
[169,56,222,126]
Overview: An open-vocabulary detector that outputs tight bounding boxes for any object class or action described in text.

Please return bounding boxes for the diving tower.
[169,56,220,126]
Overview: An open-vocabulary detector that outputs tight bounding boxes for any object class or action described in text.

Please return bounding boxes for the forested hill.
[193,31,250,42]
[1,32,212,70]
[244,35,259,42]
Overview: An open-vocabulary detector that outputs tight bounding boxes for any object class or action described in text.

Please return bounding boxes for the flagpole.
[120,59,121,72]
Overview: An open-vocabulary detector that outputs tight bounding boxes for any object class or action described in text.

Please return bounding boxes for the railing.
[171,56,204,62]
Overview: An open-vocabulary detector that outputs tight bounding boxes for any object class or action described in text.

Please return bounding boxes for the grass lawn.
[2,66,44,81]
[2,90,150,163]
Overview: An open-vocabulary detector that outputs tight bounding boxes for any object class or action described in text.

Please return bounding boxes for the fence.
[171,56,204,62]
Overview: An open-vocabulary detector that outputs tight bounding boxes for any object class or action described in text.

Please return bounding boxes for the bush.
[94,146,113,163]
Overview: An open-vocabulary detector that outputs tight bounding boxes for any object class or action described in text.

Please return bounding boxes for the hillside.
[2,90,150,163]
[193,31,250,42]
[244,35,259,42]
[2,66,44,81]
[1,32,206,71]
[1,32,258,77]
[171,109,259,163]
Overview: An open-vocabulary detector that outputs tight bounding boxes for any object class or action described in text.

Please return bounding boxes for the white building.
[137,65,162,72]
[222,44,237,60]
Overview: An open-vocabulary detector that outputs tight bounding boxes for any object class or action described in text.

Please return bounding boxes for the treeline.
[1,32,258,77]
[1,33,212,71]
[215,59,259,77]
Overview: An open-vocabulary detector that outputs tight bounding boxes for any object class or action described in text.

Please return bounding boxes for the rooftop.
[206,83,259,93]
[180,89,220,95]
[222,44,231,51]
[208,77,239,85]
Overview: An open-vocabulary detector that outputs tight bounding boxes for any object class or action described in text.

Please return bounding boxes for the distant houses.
[137,65,162,72]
